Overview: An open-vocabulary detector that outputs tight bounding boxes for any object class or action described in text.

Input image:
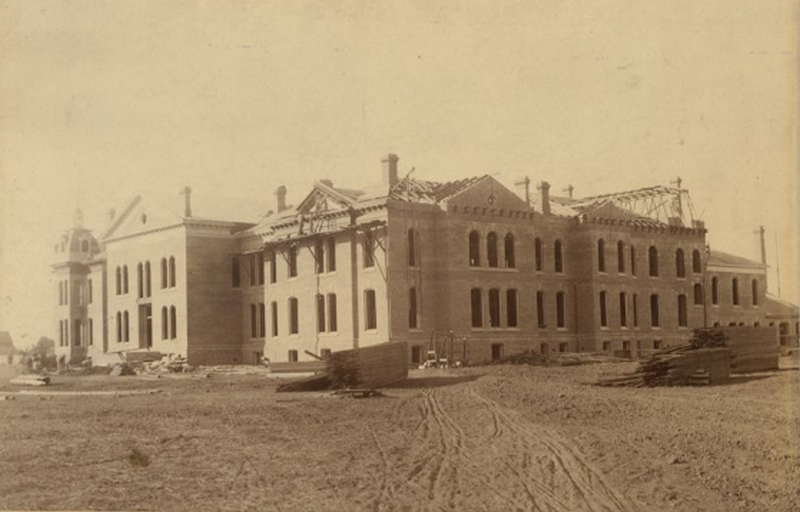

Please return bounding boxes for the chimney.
[275,185,287,212]
[382,153,399,189]
[562,184,574,199]
[514,177,531,206]
[181,186,193,218]
[757,225,767,265]
[538,181,551,215]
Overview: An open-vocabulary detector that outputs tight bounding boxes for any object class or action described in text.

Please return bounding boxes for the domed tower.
[52,208,103,366]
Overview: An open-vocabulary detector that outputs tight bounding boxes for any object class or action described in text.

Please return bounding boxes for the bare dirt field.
[1,360,798,512]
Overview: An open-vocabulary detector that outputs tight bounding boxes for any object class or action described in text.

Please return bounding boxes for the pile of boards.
[723,327,780,373]
[598,345,730,387]
[10,374,51,386]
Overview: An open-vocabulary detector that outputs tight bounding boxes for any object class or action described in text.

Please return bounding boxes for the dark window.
[365,290,377,330]
[123,265,129,294]
[316,294,326,333]
[288,350,298,362]
[162,307,168,339]
[271,301,278,337]
[144,261,151,297]
[540,343,549,354]
[536,290,546,328]
[488,289,501,328]
[407,228,418,267]
[363,232,375,268]
[506,289,518,327]
[409,287,418,329]
[649,246,659,277]
[559,342,568,353]
[504,233,516,269]
[250,304,257,337]
[123,311,130,341]
[116,312,122,342]
[88,318,93,346]
[269,252,277,283]
[675,249,686,278]
[694,284,703,305]
[554,240,563,273]
[599,291,608,327]
[249,254,257,285]
[534,237,543,271]
[678,294,688,327]
[602,341,611,351]
[137,263,143,298]
[259,303,266,337]
[315,240,325,274]
[692,250,702,273]
[289,298,299,334]
[491,343,504,361]
[617,241,625,273]
[653,340,663,350]
[328,294,338,332]
[630,246,637,276]
[712,277,719,304]
[74,319,82,347]
[650,294,660,327]
[257,253,264,285]
[556,292,565,328]
[115,267,121,295]
[169,256,176,287]
[411,345,423,364]
[752,279,759,306]
[327,238,336,272]
[732,278,739,305]
[597,239,606,272]
[161,258,168,289]
[471,289,483,328]
[633,294,639,327]
[469,231,480,267]
[288,246,298,278]
[619,292,627,327]
[487,232,499,268]
[232,257,241,287]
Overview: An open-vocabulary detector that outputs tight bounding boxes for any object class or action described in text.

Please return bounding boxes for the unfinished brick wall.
[327,341,408,388]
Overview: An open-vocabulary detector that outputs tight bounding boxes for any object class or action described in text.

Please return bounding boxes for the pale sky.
[1,0,798,348]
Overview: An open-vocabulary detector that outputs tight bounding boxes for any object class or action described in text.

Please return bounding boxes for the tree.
[28,337,56,369]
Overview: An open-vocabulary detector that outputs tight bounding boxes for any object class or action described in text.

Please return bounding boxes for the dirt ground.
[1,359,798,512]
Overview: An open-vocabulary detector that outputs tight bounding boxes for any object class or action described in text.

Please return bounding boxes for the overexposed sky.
[1,0,797,348]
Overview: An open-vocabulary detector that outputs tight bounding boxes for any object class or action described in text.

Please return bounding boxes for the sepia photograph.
[1,1,798,511]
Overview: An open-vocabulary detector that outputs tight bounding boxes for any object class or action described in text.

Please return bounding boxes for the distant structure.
[52,154,800,366]
[0,332,21,366]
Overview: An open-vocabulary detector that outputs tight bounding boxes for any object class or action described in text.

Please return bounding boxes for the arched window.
[536,291,546,328]
[327,294,338,332]
[170,306,177,339]
[597,239,606,272]
[534,238,543,271]
[137,263,144,298]
[409,287,418,329]
[732,278,739,305]
[650,294,660,327]
[678,294,688,327]
[488,289,501,327]
[250,304,257,338]
[470,289,483,328]
[648,246,659,277]
[469,231,480,267]
[675,249,686,278]
[506,289,518,327]
[692,250,702,273]
[630,246,637,276]
[288,246,298,277]
[269,252,277,283]
[751,279,759,306]
[407,228,418,267]
[554,240,564,273]
[617,241,625,273]
[161,307,169,339]
[115,267,121,295]
[694,283,703,305]
[712,277,719,304]
[632,294,639,327]
[599,291,608,327]
[144,261,151,297]
[122,265,129,294]
[487,232,499,268]
[161,258,168,289]
[169,257,176,287]
[619,292,627,327]
[289,297,299,334]
[504,233,516,268]
[364,290,377,330]
[316,295,326,333]
[326,238,336,272]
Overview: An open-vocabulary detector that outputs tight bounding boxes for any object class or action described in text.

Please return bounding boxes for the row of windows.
[58,319,94,347]
[469,288,520,328]
[598,292,689,329]
[161,306,178,340]
[258,291,377,337]
[58,280,96,306]
[115,257,176,296]
[601,339,664,352]
[710,277,760,306]
[468,231,517,268]
[598,241,703,278]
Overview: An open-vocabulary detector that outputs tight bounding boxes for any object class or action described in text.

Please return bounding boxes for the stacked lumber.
[598,346,730,387]
[721,327,780,374]
[269,361,327,374]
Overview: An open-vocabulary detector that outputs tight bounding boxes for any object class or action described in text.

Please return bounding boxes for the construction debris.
[598,345,730,387]
[10,374,51,386]
[276,373,331,392]
[110,363,136,377]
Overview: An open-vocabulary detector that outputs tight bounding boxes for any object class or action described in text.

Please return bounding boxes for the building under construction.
[51,154,799,366]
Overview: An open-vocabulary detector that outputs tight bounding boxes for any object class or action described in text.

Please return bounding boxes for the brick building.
[52,154,795,366]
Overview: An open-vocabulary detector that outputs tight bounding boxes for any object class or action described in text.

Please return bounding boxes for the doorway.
[139,305,153,348]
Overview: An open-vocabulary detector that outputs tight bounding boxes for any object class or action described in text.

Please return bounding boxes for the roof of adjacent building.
[707,250,767,269]
[765,294,800,318]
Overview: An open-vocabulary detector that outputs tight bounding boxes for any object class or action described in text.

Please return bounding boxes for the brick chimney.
[181,186,193,217]
[275,186,287,212]
[514,177,531,206]
[382,153,399,189]
[538,181,551,215]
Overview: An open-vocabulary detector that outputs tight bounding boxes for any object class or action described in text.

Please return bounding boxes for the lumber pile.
[598,345,730,387]
[720,326,780,374]
[10,374,51,386]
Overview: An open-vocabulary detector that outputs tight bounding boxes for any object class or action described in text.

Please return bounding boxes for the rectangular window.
[537,290,546,328]
[363,232,375,268]
[365,290,377,330]
[315,240,325,274]
[599,291,608,327]
[250,304,257,338]
[289,246,298,278]
[232,257,241,287]
[678,295,688,327]
[74,319,82,347]
[249,254,257,286]
[328,294,338,332]
[556,292,565,328]
[259,302,266,337]
[470,289,483,328]
[317,294,326,333]
[288,350,298,362]
[271,301,278,337]
[162,307,169,340]
[491,343,504,361]
[409,288,418,329]
[327,238,336,272]
[633,294,639,327]
[88,318,94,346]
[269,252,277,284]
[630,247,637,276]
[88,280,93,304]
[289,298,299,334]
[650,294,660,327]
[506,289,518,328]
[619,292,627,327]
[488,289,501,328]
[257,253,265,285]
